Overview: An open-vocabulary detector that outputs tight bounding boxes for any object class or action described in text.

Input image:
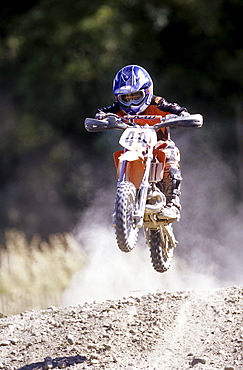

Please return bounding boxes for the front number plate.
[119,128,157,151]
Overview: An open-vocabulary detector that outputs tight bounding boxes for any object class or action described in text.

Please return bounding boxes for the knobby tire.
[145,225,176,273]
[114,181,139,253]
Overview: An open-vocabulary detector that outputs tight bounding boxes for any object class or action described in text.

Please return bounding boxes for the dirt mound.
[0,286,242,369]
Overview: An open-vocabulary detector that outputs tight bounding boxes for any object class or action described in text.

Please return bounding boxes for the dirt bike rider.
[95,65,190,222]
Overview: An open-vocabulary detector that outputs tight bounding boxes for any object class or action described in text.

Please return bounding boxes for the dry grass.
[0,229,85,316]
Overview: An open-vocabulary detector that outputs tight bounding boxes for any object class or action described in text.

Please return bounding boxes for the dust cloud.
[63,128,243,306]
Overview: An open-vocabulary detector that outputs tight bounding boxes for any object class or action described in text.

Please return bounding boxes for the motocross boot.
[157,167,182,222]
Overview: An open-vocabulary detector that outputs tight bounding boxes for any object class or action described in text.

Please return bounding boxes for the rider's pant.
[155,139,182,209]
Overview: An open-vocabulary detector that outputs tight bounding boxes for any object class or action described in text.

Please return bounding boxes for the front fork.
[133,155,153,228]
[116,149,153,228]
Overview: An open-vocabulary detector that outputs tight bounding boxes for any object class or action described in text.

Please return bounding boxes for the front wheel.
[144,224,176,273]
[114,181,139,253]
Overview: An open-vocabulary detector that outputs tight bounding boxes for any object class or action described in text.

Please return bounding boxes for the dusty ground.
[0,286,242,370]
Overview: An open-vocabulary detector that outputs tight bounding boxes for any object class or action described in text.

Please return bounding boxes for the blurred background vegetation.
[0,0,242,239]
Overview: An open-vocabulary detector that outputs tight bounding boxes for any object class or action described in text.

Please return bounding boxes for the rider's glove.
[95,112,107,120]
[179,110,190,117]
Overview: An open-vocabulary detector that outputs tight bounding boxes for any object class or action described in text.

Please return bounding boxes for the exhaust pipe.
[145,190,166,213]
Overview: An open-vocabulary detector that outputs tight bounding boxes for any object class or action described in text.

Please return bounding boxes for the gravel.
[0,286,243,369]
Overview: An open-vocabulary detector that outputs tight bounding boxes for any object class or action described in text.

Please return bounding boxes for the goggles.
[117,91,145,106]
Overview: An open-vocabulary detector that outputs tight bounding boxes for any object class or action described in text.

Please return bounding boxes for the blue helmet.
[113,65,153,114]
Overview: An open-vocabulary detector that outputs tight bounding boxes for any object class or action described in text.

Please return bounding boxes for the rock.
[10,338,18,344]
[44,356,53,369]
[0,340,10,346]
[90,354,101,365]
[66,334,74,344]
[191,357,206,366]
[103,343,112,350]
[57,360,67,368]
[47,306,57,311]
[90,359,100,365]
[90,354,101,360]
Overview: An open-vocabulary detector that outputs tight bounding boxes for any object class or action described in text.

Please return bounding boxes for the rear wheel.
[145,225,176,273]
[114,181,139,253]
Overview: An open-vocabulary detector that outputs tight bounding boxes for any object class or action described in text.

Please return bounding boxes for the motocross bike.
[84,113,203,273]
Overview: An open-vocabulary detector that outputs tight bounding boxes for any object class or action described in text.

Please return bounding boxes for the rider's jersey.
[95,95,188,140]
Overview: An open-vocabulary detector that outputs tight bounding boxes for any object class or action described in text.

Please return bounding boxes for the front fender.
[118,151,144,162]
[114,150,145,189]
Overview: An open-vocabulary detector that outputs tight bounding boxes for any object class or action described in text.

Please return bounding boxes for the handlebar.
[84,113,203,132]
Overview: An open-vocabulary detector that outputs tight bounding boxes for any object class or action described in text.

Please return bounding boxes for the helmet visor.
[117,91,145,106]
